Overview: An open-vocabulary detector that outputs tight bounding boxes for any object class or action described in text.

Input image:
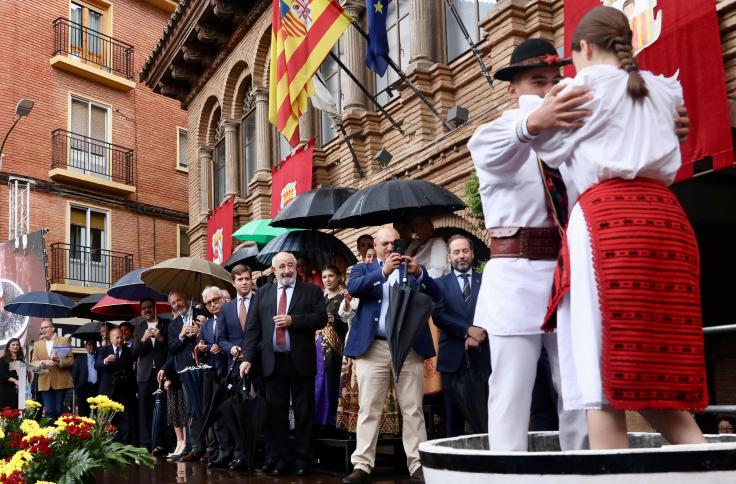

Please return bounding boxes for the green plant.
[465,172,484,222]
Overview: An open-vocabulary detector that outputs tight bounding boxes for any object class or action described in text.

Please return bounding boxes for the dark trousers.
[265,353,315,467]
[76,382,98,417]
[41,389,67,421]
[441,353,490,437]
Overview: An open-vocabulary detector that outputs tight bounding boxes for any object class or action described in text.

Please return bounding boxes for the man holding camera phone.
[342,227,441,484]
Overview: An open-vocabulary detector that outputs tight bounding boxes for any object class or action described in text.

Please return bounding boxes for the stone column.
[198,146,212,216]
[410,0,434,70]
[223,120,239,197]
[254,88,271,175]
[342,0,366,111]
[299,103,316,143]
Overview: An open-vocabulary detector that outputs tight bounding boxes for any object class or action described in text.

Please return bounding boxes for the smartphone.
[393,238,409,256]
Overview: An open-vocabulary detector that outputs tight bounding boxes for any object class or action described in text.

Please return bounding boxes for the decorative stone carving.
[195,23,229,44]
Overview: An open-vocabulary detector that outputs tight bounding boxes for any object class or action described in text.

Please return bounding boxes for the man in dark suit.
[432,234,490,437]
[167,291,206,462]
[343,227,442,484]
[72,340,98,417]
[240,251,326,477]
[217,264,254,471]
[95,327,135,442]
[132,298,169,452]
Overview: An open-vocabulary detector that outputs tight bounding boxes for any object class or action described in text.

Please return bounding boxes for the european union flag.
[366,0,389,76]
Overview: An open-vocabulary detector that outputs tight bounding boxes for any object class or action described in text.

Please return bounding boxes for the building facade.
[0,0,190,297]
[142,0,736,409]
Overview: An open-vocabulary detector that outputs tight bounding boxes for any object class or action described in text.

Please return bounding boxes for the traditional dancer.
[523,5,708,449]
[467,38,590,452]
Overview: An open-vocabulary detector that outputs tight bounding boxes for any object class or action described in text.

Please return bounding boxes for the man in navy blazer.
[432,234,490,437]
[95,327,135,442]
[343,227,441,484]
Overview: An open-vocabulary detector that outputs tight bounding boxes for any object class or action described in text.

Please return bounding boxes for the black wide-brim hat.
[494,38,572,82]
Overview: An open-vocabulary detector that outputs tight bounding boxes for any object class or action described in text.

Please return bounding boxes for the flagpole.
[444,0,494,88]
[334,117,366,178]
[349,20,454,132]
[328,52,405,135]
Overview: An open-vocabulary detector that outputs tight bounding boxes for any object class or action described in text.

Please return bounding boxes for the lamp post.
[0,99,35,171]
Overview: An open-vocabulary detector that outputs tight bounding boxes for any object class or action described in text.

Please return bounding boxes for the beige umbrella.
[140,257,234,300]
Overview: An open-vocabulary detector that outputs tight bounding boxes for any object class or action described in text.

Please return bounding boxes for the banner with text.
[271,139,314,218]
[565,0,734,179]
[206,195,234,265]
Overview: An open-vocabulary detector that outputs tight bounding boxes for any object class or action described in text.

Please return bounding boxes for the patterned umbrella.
[256,230,358,267]
[233,219,299,244]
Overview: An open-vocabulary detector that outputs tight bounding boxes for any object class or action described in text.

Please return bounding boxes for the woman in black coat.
[0,338,24,409]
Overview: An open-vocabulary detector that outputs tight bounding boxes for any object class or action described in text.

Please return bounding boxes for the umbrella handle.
[193,346,200,367]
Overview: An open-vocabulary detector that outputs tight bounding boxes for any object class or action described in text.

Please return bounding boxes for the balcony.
[50,129,136,195]
[51,17,136,91]
[49,243,134,295]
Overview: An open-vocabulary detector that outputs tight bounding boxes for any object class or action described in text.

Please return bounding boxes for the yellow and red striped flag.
[269,0,352,147]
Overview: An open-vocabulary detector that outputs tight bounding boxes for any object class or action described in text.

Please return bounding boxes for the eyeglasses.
[205,297,222,306]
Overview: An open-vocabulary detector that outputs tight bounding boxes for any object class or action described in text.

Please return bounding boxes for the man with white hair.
[240,251,326,477]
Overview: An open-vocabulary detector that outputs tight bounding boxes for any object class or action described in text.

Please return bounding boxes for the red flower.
[104,424,117,433]
[543,54,561,65]
[0,407,21,419]
[7,432,24,448]
[2,470,25,484]
[22,435,52,456]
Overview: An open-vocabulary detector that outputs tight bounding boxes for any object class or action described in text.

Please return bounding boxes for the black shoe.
[151,446,168,457]
[208,457,232,469]
[229,459,250,472]
[261,460,276,472]
[343,468,371,483]
[295,466,309,476]
[409,467,425,483]
[271,464,290,476]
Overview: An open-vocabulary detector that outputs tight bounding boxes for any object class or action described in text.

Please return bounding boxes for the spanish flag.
[269,0,352,147]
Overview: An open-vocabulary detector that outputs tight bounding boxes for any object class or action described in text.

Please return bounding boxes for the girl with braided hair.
[520,5,708,449]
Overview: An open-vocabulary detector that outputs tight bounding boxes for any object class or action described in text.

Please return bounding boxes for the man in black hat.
[468,38,689,452]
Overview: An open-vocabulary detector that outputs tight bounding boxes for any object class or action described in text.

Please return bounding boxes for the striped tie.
[461,274,471,305]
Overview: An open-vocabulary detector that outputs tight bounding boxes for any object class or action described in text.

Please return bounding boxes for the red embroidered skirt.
[543,178,708,411]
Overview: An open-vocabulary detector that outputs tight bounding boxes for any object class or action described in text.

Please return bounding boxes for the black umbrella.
[256,230,358,267]
[107,268,168,302]
[178,347,210,421]
[270,186,357,229]
[227,374,266,469]
[385,276,435,382]
[150,383,165,449]
[328,179,466,228]
[71,294,123,321]
[201,357,240,435]
[71,321,118,341]
[4,291,74,318]
[223,244,268,272]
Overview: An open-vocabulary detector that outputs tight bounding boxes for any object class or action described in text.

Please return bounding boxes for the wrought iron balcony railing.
[52,17,134,80]
[49,243,133,288]
[51,129,134,186]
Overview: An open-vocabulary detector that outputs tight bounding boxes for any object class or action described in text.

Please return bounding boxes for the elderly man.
[240,252,326,477]
[31,319,74,421]
[95,327,135,442]
[342,227,441,484]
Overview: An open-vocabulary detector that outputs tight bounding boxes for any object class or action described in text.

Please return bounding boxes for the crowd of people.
[0,5,730,482]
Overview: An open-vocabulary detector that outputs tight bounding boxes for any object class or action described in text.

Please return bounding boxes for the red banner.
[565,0,734,180]
[271,139,314,218]
[206,195,234,265]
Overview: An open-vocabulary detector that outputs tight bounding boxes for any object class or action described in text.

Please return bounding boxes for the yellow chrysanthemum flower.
[36,481,57,484]
[24,399,41,409]
[0,427,4,439]
[22,425,53,441]
[19,419,40,434]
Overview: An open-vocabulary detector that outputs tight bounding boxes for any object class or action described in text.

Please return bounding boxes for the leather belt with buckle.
[488,227,562,260]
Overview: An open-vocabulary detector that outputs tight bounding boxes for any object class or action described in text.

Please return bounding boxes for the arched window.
[375,0,411,105]
[445,0,497,62]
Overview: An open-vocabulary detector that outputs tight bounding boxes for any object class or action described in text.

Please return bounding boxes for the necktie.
[276,286,288,349]
[461,273,471,305]
[115,348,120,360]
[239,297,247,330]
[538,157,569,236]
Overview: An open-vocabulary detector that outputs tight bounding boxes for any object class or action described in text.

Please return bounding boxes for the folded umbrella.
[270,186,357,229]
[328,178,466,229]
[385,276,435,382]
[256,230,358,268]
[4,291,74,318]
[201,357,239,435]
[223,243,268,272]
[107,268,168,302]
[150,382,165,450]
[233,219,299,244]
[141,257,234,301]
[226,374,266,469]
[178,347,211,421]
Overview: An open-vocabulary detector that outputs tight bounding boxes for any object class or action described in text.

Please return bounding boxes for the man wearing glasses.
[240,252,326,477]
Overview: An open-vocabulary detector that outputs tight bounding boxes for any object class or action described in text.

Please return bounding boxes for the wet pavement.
[94,461,414,483]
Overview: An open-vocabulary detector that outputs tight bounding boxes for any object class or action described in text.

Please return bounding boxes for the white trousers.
[488,333,588,451]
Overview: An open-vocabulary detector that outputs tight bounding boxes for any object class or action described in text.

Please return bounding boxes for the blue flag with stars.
[366,0,389,76]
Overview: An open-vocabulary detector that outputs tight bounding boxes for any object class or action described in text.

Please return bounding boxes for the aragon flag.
[565,0,734,180]
[269,0,352,147]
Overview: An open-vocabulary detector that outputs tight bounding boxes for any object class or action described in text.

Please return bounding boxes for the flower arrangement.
[0,397,154,484]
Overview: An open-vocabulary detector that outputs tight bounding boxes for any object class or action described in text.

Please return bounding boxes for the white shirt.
[273,283,293,352]
[376,261,423,337]
[410,237,449,279]
[522,64,682,194]
[45,338,54,358]
[454,269,472,292]
[468,109,577,335]
[146,320,158,348]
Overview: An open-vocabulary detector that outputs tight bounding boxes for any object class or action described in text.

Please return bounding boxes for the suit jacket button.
[377,299,381,304]
[374,317,379,322]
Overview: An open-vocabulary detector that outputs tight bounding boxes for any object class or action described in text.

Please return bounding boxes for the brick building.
[0,0,190,297]
[142,0,736,409]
